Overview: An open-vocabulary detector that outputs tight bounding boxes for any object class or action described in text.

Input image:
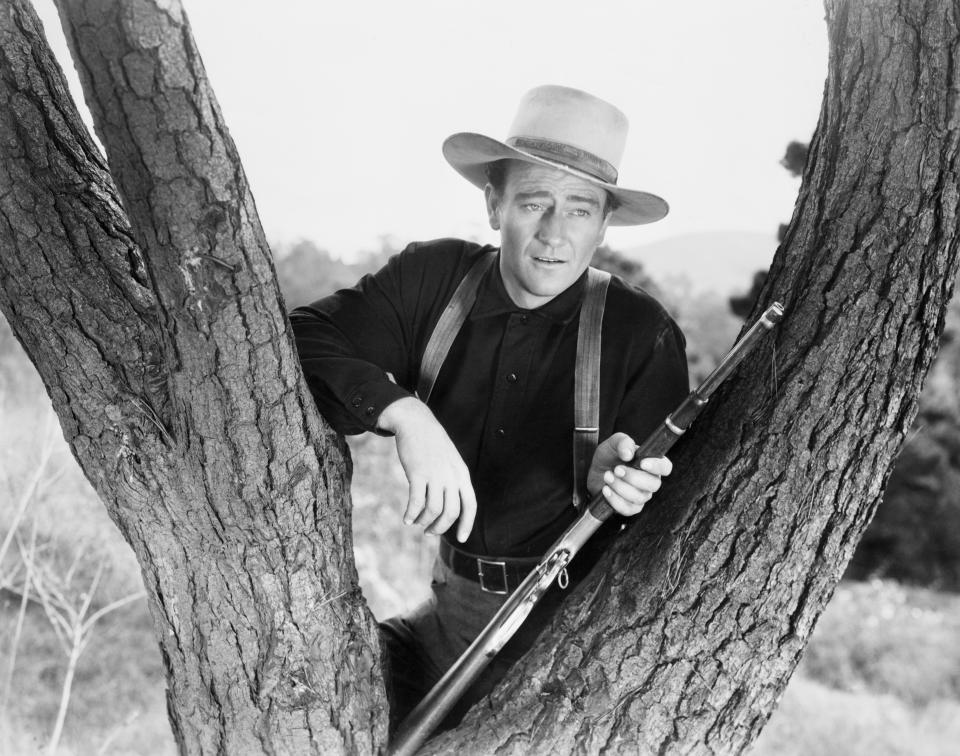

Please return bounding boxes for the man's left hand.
[587,432,672,516]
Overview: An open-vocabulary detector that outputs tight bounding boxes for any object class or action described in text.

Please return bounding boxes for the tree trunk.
[0,1,386,752]
[1,0,958,754]
[426,1,960,753]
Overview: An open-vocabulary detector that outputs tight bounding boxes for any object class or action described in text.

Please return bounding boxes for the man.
[290,85,688,728]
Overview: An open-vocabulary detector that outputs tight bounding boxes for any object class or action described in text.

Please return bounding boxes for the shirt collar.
[469,252,588,324]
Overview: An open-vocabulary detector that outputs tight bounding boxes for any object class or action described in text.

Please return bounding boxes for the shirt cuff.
[345,378,412,432]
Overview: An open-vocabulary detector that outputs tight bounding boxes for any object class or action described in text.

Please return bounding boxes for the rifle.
[389,302,785,756]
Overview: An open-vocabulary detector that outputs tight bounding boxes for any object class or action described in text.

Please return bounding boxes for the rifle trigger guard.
[558,567,569,590]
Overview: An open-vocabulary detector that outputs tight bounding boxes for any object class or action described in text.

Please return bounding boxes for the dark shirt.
[290,238,689,558]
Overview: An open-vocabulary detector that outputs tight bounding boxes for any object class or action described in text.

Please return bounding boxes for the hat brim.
[443,132,669,226]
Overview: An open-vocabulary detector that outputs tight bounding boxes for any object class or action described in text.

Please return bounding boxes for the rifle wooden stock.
[388,302,784,756]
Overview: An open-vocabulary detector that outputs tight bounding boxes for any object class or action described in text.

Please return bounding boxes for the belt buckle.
[477,558,509,595]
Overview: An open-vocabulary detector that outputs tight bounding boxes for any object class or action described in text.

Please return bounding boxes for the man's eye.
[570,208,591,217]
[523,203,544,212]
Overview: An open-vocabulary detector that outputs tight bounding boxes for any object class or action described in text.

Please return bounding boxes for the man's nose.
[536,209,564,247]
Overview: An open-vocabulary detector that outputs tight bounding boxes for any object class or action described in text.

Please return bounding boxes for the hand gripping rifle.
[389,302,785,756]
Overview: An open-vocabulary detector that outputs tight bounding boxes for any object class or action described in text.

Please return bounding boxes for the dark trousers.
[380,557,567,732]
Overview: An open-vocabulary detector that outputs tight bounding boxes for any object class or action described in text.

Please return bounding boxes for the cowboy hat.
[442,85,668,226]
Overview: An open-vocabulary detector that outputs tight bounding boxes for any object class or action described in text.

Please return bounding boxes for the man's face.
[485,161,610,309]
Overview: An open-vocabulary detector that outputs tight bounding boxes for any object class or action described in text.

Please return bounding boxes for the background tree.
[846,294,960,590]
[1,2,958,756]
[730,141,808,320]
[590,244,663,298]
[274,236,400,310]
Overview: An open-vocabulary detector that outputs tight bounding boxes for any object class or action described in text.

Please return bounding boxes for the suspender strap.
[572,267,611,510]
[417,250,498,403]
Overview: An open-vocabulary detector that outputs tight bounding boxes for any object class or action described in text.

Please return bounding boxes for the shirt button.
[519,315,529,324]
[496,428,506,438]
[365,406,376,416]
[506,373,518,383]
[351,396,362,408]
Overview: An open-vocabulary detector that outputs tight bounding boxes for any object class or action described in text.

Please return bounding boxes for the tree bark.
[0,1,386,752]
[1,0,958,754]
[426,1,960,753]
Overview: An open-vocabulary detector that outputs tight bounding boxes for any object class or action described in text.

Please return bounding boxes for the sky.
[32,0,829,262]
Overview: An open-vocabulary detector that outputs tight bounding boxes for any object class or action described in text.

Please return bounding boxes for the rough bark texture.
[426,1,960,753]
[0,1,386,753]
[1,0,958,754]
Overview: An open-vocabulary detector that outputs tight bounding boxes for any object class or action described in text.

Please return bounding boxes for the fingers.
[616,434,639,462]
[601,468,654,515]
[601,480,648,517]
[426,488,461,536]
[601,456,673,516]
[640,456,673,477]
[403,476,427,525]
[408,475,477,541]
[413,481,445,528]
[456,485,477,543]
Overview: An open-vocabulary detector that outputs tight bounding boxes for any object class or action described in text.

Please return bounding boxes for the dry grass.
[798,580,960,705]
[755,677,960,756]
[0,596,171,755]
[755,581,960,756]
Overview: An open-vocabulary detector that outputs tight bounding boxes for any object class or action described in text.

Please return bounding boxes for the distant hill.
[628,231,778,297]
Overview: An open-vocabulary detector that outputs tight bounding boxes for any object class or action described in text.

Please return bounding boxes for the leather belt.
[439,539,605,595]
[439,540,540,595]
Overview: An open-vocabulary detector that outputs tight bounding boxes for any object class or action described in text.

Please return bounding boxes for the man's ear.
[484,184,500,231]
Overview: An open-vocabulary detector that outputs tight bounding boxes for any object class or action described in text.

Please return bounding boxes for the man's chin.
[527,273,575,295]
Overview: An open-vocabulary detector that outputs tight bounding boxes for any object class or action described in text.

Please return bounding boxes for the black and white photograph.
[1,1,959,754]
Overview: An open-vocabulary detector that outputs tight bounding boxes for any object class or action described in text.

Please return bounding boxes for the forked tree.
[0,0,958,753]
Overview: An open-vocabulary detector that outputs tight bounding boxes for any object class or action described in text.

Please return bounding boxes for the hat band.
[507,136,618,185]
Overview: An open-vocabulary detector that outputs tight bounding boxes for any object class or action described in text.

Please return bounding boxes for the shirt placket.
[477,311,541,553]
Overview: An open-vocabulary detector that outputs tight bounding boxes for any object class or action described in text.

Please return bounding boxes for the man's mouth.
[533,257,564,264]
